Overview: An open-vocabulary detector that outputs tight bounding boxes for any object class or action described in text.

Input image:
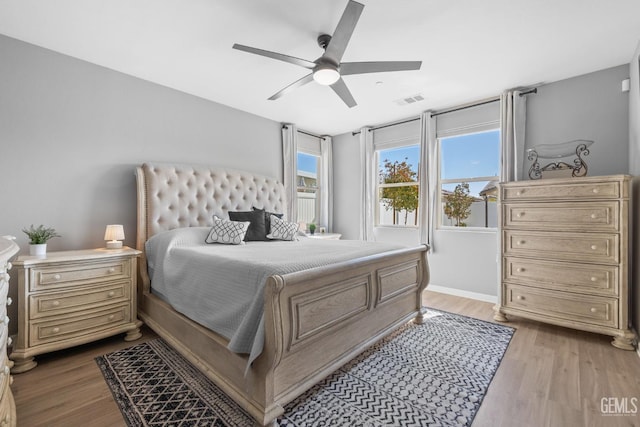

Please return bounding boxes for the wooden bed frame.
[135,162,429,426]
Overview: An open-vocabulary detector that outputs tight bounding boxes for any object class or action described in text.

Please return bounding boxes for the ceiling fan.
[232,0,422,108]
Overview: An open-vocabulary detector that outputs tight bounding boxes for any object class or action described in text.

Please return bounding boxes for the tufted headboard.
[135,162,286,252]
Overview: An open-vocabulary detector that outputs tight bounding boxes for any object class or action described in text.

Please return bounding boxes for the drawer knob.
[5,297,11,306]
[590,213,597,219]
[107,291,115,298]
[52,327,60,334]
[591,245,597,250]
[108,314,115,321]
[590,307,597,313]
[516,190,522,196]
[516,212,524,218]
[592,188,599,194]
[591,276,597,282]
[108,268,116,274]
[517,240,525,245]
[516,295,524,300]
[52,300,60,307]
[516,268,524,273]
[53,274,61,280]
[7,337,12,347]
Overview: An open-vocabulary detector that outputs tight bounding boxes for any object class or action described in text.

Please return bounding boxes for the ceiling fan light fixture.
[313,66,340,85]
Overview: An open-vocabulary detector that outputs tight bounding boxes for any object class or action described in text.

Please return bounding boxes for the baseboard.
[427,285,497,304]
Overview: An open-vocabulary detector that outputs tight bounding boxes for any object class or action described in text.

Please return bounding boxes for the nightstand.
[306,233,342,240]
[10,247,142,373]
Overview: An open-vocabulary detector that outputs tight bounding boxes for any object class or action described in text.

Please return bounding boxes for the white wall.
[0,35,283,334]
[628,41,640,334]
[333,64,632,301]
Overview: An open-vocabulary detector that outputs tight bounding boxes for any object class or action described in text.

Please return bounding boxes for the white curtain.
[500,90,527,181]
[319,136,333,231]
[418,111,437,251]
[281,124,298,221]
[359,127,375,241]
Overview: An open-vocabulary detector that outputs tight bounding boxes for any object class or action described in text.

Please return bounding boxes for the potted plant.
[22,224,60,256]
[308,223,316,235]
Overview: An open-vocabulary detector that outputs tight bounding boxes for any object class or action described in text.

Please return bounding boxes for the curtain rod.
[281,124,325,139]
[351,88,537,136]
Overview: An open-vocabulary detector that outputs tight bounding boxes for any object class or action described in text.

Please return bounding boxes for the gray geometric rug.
[96,309,513,426]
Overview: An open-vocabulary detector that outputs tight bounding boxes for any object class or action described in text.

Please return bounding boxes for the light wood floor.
[11,290,640,427]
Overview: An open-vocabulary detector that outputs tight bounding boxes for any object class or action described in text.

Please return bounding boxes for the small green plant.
[308,223,316,234]
[22,224,61,244]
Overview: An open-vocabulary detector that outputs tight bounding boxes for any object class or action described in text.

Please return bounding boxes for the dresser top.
[0,236,19,260]
[13,246,141,266]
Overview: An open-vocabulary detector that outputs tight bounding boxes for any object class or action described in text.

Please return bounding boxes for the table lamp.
[104,224,124,249]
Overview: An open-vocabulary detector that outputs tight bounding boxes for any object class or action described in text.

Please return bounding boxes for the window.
[376,144,420,226]
[297,151,320,224]
[439,130,499,228]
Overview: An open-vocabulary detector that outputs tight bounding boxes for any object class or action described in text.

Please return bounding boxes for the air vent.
[395,93,425,106]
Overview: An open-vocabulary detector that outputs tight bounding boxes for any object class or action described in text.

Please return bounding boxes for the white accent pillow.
[266,215,299,241]
[205,216,251,245]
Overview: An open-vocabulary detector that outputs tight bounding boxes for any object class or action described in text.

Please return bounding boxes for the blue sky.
[298,152,318,173]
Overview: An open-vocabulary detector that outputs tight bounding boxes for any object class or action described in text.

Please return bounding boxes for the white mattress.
[145,227,403,365]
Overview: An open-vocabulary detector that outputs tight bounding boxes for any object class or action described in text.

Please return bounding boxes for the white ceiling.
[1,0,639,135]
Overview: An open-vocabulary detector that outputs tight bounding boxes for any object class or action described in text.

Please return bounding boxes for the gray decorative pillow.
[229,209,267,241]
[205,216,251,245]
[266,215,299,241]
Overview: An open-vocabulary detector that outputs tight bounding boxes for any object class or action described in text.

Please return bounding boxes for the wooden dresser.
[494,175,634,349]
[0,237,18,427]
[10,247,142,373]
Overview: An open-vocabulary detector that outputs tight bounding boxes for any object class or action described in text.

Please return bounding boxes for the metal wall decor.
[527,139,594,180]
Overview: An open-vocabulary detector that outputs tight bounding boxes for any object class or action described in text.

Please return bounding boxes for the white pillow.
[266,215,299,241]
[205,216,251,245]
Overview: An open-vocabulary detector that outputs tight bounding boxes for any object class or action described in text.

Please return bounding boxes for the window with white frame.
[376,144,420,227]
[296,151,320,225]
[439,129,500,228]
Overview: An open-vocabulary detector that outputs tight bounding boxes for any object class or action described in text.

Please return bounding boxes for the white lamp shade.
[104,225,125,248]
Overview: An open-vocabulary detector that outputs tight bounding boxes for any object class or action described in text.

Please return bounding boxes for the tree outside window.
[443,182,473,226]
[380,158,419,225]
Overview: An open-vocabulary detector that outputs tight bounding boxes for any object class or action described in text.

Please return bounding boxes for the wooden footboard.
[137,245,428,426]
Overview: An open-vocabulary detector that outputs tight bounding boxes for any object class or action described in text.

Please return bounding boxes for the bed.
[135,162,430,426]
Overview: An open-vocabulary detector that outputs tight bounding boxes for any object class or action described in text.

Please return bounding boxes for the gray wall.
[629,41,640,335]
[333,64,632,301]
[525,64,630,177]
[0,35,283,334]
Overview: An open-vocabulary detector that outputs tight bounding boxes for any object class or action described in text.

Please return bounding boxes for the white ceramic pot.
[29,243,47,257]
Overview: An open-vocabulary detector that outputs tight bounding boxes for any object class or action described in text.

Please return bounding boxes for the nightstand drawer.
[503,230,619,264]
[30,259,131,292]
[504,284,618,328]
[503,257,618,296]
[29,304,131,347]
[503,202,619,232]
[29,281,130,319]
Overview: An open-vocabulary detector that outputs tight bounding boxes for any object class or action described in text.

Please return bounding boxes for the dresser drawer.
[502,180,621,201]
[504,284,618,328]
[503,202,619,232]
[30,258,131,292]
[29,304,131,347]
[503,257,617,296]
[0,377,13,427]
[29,280,130,320]
[503,230,619,264]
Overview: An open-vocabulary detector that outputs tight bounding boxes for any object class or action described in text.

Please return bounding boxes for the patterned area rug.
[96,309,513,426]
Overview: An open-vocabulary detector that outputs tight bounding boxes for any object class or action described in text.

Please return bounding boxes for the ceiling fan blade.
[268,73,314,100]
[324,0,364,64]
[330,78,357,108]
[233,44,315,69]
[340,61,422,75]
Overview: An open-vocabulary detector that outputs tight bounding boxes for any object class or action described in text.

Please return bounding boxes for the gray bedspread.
[145,227,403,365]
